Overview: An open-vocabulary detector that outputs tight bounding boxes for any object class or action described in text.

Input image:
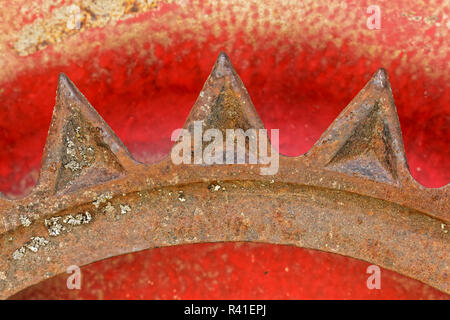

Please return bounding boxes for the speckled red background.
[1,0,448,299]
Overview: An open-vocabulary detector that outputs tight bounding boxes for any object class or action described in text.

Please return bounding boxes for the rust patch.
[13,0,163,56]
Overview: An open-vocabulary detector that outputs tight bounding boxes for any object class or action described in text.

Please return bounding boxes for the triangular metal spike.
[182,52,265,132]
[36,73,135,195]
[173,52,275,164]
[306,68,410,185]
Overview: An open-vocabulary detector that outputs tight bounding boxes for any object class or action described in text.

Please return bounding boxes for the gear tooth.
[182,51,265,132]
[36,74,135,195]
[306,68,410,186]
[174,52,275,163]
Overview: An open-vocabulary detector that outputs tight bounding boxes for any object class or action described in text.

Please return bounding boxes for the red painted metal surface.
[0,0,448,299]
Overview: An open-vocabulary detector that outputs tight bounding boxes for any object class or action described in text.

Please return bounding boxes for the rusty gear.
[0,52,448,298]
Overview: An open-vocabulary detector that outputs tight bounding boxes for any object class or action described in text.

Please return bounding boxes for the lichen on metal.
[0,52,448,299]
